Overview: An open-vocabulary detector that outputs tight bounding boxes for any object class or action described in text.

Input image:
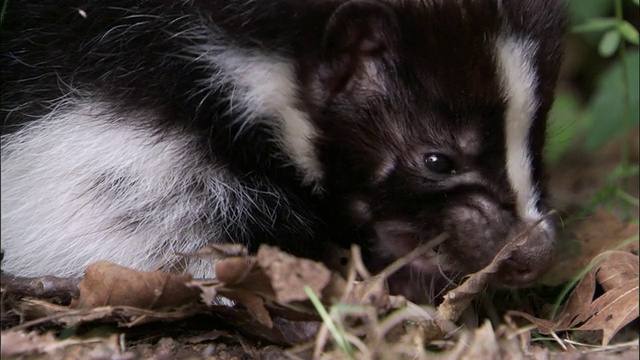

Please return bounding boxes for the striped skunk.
[1,0,566,303]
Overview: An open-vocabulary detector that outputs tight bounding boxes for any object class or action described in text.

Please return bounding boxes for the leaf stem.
[614,0,631,177]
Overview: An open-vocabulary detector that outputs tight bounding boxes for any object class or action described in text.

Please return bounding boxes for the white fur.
[190,40,324,188]
[1,102,258,278]
[495,36,543,221]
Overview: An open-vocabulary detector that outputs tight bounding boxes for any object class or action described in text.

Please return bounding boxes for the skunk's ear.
[318,0,399,94]
[322,0,398,56]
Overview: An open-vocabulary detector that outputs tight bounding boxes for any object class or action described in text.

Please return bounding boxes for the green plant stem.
[304,286,354,356]
[617,188,640,207]
[613,0,635,219]
[0,0,8,27]
[614,0,632,179]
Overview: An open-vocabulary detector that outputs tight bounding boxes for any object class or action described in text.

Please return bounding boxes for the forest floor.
[1,133,638,359]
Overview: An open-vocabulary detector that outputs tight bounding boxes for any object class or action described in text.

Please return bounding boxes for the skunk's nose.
[494,222,555,287]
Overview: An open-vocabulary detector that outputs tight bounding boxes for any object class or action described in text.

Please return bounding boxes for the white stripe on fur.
[495,36,542,221]
[190,42,324,188]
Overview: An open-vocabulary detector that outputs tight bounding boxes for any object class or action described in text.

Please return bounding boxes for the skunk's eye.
[424,154,456,174]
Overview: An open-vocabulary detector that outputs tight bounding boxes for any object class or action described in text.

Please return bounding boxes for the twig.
[1,273,81,303]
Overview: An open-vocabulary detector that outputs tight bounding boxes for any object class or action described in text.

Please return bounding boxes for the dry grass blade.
[378,233,448,280]
[10,299,207,331]
[344,234,447,311]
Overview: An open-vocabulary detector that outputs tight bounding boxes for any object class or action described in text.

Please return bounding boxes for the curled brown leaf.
[70,261,201,309]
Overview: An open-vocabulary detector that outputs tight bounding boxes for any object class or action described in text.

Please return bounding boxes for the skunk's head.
[301,0,567,302]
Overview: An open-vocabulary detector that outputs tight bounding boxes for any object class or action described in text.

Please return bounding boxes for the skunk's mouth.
[406,245,440,274]
[368,230,461,304]
[370,221,447,277]
[364,196,556,303]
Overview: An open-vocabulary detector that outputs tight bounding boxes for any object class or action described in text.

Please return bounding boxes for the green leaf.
[569,0,613,25]
[585,50,640,151]
[598,30,621,57]
[618,20,640,45]
[572,18,619,33]
[632,0,639,6]
[569,0,614,46]
[607,163,640,181]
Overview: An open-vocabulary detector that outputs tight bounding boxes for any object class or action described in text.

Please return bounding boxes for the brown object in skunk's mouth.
[365,212,557,304]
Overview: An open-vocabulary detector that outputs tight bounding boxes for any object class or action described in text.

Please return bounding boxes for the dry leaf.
[70,261,201,309]
[555,264,597,328]
[512,250,639,345]
[1,330,57,357]
[192,258,274,327]
[256,245,333,303]
[196,245,340,328]
[221,289,273,328]
[559,251,639,344]
[544,210,639,286]
[567,280,638,345]
[189,279,220,306]
[0,330,122,358]
[595,250,638,291]
[212,244,336,304]
[414,320,531,360]
[215,257,257,285]
[435,224,543,330]
[459,320,501,360]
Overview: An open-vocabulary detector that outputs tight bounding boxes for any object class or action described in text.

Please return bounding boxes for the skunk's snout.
[440,193,556,288]
[494,222,556,287]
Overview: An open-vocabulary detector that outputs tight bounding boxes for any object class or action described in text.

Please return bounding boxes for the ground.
[1,133,638,359]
